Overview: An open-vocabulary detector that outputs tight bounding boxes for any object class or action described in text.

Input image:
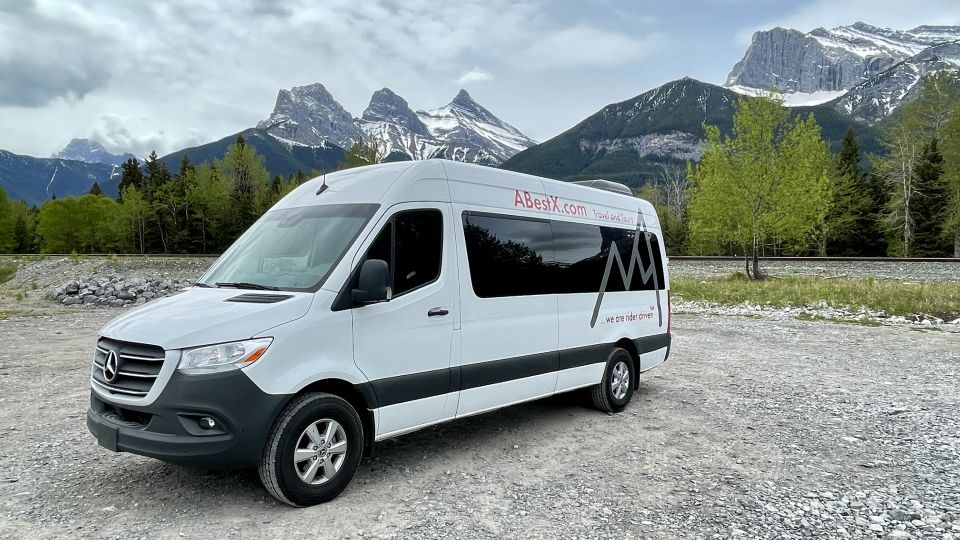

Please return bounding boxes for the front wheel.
[258,392,364,506]
[590,347,635,412]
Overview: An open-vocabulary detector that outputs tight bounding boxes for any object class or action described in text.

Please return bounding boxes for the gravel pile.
[6,256,211,293]
[674,299,960,332]
[52,276,194,307]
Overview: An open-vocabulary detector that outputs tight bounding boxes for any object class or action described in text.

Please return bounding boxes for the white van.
[86,160,671,506]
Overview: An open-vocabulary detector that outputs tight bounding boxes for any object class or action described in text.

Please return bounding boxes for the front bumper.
[87,369,288,468]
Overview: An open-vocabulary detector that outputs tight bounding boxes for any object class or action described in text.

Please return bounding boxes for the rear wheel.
[258,392,363,506]
[590,347,635,412]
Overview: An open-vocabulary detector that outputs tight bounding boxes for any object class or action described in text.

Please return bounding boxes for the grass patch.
[0,263,16,285]
[673,273,960,319]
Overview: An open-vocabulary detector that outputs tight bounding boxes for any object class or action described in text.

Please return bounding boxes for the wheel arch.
[614,337,640,390]
[293,378,377,457]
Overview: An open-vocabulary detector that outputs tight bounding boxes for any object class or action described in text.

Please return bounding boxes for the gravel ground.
[669,259,960,283]
[0,310,957,539]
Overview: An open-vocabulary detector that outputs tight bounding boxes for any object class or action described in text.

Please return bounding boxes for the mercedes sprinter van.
[87,160,671,506]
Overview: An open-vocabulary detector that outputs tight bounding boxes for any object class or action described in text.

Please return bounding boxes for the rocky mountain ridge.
[727,22,960,94]
[259,83,535,166]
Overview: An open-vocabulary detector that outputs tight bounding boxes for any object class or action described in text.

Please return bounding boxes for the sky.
[2,0,960,158]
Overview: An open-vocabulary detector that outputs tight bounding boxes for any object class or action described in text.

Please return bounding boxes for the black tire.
[258,392,364,506]
[590,347,635,412]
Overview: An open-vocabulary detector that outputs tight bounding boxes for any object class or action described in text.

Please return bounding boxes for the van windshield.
[198,203,380,292]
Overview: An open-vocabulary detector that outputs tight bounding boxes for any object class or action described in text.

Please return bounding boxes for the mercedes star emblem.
[103,350,120,383]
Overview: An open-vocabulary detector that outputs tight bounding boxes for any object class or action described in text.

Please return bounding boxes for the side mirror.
[352,259,391,305]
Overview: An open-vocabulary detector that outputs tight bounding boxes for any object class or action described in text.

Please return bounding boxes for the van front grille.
[91,338,165,397]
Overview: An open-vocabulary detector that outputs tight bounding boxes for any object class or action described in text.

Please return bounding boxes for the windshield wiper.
[215,282,280,291]
[193,282,213,288]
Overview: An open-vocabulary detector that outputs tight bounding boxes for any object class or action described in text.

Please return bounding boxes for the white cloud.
[89,114,206,159]
[520,25,662,70]
[457,67,494,86]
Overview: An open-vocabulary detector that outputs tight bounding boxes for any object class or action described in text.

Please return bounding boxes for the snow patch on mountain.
[726,86,847,107]
[834,42,960,123]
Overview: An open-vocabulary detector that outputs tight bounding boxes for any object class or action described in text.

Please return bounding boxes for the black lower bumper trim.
[87,369,289,468]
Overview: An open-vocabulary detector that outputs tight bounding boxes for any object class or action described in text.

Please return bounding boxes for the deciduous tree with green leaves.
[687,93,831,278]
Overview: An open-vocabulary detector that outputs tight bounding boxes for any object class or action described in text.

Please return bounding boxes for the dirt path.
[0,312,957,539]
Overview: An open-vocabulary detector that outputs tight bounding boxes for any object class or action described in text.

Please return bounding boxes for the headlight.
[177,338,273,375]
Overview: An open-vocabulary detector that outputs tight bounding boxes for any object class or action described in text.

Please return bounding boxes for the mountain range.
[258,84,536,165]
[503,22,959,183]
[2,21,958,205]
[726,22,960,122]
[500,77,876,184]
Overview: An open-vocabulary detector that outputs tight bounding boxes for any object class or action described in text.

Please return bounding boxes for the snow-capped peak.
[264,83,536,166]
[51,138,135,166]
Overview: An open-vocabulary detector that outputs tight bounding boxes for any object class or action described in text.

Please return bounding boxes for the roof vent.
[571,179,634,197]
[225,293,294,304]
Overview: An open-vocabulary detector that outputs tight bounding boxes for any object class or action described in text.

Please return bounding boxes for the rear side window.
[551,222,665,293]
[462,212,554,297]
[359,209,443,298]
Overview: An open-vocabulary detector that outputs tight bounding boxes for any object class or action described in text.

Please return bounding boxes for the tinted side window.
[394,211,443,295]
[551,221,617,293]
[551,221,665,293]
[462,212,554,297]
[355,210,442,299]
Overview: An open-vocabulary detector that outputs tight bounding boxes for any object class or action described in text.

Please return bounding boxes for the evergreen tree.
[939,102,960,257]
[0,187,14,252]
[144,151,172,195]
[12,214,29,253]
[88,182,103,196]
[825,129,885,255]
[912,138,951,256]
[176,154,195,182]
[118,158,144,200]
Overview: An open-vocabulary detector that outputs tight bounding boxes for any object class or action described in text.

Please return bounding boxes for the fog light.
[198,417,216,430]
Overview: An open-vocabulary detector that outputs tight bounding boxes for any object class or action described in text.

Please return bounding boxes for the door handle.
[427,307,449,317]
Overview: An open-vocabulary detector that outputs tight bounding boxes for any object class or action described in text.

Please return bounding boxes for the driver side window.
[361,209,443,298]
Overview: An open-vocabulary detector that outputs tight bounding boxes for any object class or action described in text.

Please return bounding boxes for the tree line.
[2,77,959,261]
[0,137,376,254]
[641,72,960,275]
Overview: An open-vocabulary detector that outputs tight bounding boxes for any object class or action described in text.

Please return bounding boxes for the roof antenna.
[315,173,328,195]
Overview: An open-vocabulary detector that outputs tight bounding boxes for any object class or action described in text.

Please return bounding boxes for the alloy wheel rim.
[293,418,347,484]
[611,361,630,400]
